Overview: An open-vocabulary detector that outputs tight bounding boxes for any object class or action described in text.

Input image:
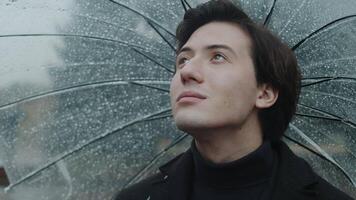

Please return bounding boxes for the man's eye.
[177,57,189,65]
[212,54,226,62]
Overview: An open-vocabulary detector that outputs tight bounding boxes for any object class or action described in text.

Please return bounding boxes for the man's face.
[170,22,262,134]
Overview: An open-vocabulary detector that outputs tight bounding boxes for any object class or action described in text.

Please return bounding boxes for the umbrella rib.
[0,33,170,55]
[143,114,172,122]
[296,114,356,158]
[301,77,335,87]
[0,80,169,110]
[298,103,356,128]
[296,113,356,144]
[106,0,175,37]
[1,62,109,76]
[124,133,189,187]
[301,57,356,69]
[277,0,307,36]
[180,0,188,11]
[303,76,356,80]
[301,76,356,87]
[302,89,356,104]
[283,132,356,186]
[0,33,149,50]
[0,34,174,64]
[145,20,176,51]
[183,0,192,9]
[296,113,339,121]
[2,62,159,74]
[291,118,356,162]
[132,48,175,74]
[288,124,356,186]
[292,15,356,51]
[4,107,172,191]
[263,0,277,26]
[130,81,170,93]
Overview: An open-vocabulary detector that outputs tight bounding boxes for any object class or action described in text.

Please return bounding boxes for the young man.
[114,0,354,199]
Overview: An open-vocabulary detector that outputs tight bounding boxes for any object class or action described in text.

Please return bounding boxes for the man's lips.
[176,91,207,102]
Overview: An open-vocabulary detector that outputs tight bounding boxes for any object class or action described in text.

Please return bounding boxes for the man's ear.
[255,84,279,109]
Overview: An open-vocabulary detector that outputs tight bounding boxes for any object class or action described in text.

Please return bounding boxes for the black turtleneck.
[190,141,275,200]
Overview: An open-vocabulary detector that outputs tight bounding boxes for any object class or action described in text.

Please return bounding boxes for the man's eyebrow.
[176,46,192,55]
[206,44,237,56]
[176,44,237,56]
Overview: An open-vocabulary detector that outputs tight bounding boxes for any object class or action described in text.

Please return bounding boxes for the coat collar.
[149,140,320,200]
[157,150,194,200]
[270,141,319,200]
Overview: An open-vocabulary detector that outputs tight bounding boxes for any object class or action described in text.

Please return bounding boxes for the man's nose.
[179,58,204,84]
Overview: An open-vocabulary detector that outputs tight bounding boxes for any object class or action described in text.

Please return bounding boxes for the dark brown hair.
[175,0,301,141]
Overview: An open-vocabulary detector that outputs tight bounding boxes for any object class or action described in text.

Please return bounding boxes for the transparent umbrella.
[0,0,355,199]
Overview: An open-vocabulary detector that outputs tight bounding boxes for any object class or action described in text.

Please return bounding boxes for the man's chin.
[174,119,214,135]
[175,120,199,131]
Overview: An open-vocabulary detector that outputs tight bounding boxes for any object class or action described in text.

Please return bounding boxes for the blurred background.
[0,0,355,199]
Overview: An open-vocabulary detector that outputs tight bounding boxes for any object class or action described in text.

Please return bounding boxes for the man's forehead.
[177,22,251,55]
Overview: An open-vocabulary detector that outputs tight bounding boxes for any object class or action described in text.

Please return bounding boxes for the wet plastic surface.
[0,0,355,199]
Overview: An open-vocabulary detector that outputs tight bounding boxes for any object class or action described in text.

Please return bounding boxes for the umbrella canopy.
[0,0,355,199]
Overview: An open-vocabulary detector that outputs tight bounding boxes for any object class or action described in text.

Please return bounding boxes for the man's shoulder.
[316,176,355,200]
[113,172,165,200]
[273,140,355,200]
[113,153,186,200]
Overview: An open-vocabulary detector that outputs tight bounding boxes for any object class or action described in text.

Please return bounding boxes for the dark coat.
[114,141,354,200]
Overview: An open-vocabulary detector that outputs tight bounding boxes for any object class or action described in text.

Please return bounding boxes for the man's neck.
[193,116,263,164]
